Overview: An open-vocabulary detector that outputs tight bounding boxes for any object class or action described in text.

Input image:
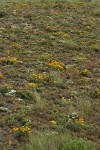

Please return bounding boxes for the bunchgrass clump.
[24,132,97,150]
[92,8,100,17]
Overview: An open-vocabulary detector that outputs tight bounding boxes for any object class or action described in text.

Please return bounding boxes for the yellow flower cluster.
[13,127,19,131]
[8,56,19,63]
[7,50,10,55]
[91,44,99,49]
[31,72,47,81]
[50,120,57,125]
[20,3,29,7]
[11,43,22,49]
[13,126,31,133]
[45,26,56,32]
[0,73,3,78]
[14,2,29,9]
[80,69,89,77]
[78,118,85,125]
[96,88,100,95]
[83,69,89,75]
[26,82,38,88]
[9,140,13,145]
[75,118,85,125]
[79,31,84,36]
[0,56,19,63]
[79,76,89,83]
[49,78,56,84]
[48,61,64,70]
[62,33,70,39]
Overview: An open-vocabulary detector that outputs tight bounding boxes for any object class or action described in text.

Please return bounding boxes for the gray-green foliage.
[24,132,97,150]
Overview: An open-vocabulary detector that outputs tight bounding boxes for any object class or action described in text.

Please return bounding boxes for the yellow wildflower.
[0,73,3,78]
[21,3,29,7]
[75,118,85,125]
[48,61,64,70]
[80,69,89,77]
[50,120,57,125]
[62,33,70,39]
[13,127,19,131]
[83,69,89,74]
[31,72,45,81]
[11,43,22,49]
[96,88,100,95]
[9,140,13,145]
[28,130,32,134]
[7,50,10,54]
[91,44,99,48]
[20,126,31,133]
[13,126,31,133]
[8,57,19,63]
[26,82,38,88]
[78,118,85,125]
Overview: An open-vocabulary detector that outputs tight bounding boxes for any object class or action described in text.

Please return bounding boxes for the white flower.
[6,90,16,96]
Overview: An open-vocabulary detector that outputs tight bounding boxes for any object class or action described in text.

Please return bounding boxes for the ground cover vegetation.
[0,0,100,149]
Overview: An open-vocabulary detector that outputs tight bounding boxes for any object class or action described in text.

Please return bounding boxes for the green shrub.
[0,11,7,18]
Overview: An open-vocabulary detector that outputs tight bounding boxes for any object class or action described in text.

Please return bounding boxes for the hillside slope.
[0,1,100,149]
